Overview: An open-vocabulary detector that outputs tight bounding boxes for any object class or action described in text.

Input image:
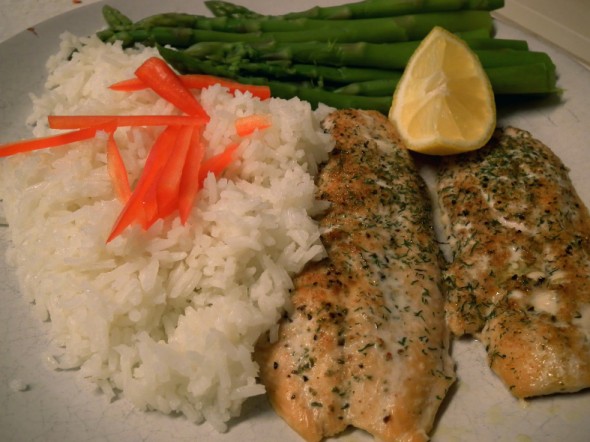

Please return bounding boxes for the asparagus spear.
[100,11,495,47]
[182,39,549,71]
[485,63,559,94]
[102,5,133,28]
[205,0,262,18]
[106,4,498,35]
[334,78,402,96]
[205,0,505,20]
[333,63,558,96]
[267,81,393,113]
[121,3,428,32]
[237,62,399,85]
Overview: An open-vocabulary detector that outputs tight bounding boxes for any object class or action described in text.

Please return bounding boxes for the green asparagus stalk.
[267,81,393,113]
[333,63,558,96]
[102,5,133,28]
[131,13,379,34]
[99,13,490,45]
[100,11,495,47]
[334,78,400,96]
[119,10,497,37]
[182,39,548,71]
[485,63,559,94]
[107,5,497,35]
[237,62,398,85]
[205,0,262,18]
[205,0,505,20]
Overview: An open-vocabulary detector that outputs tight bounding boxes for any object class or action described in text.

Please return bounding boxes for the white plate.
[1,1,590,441]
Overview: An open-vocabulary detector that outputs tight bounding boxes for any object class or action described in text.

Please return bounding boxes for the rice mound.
[0,33,334,431]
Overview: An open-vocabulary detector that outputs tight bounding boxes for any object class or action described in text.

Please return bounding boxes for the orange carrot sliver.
[234,114,272,137]
[110,75,271,100]
[48,115,205,130]
[141,182,160,231]
[107,125,181,242]
[109,78,148,92]
[205,78,271,100]
[152,125,194,225]
[0,121,117,158]
[178,127,206,224]
[134,57,208,121]
[106,132,131,203]
[198,142,240,184]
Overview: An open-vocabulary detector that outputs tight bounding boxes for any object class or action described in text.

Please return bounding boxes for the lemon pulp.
[389,26,496,156]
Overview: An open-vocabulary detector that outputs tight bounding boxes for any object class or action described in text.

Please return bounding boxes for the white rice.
[0,32,334,431]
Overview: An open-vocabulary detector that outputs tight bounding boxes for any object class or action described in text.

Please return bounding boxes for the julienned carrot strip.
[48,115,205,130]
[178,126,206,224]
[106,132,131,203]
[138,125,182,230]
[234,114,272,137]
[198,142,240,184]
[142,125,198,229]
[0,121,117,158]
[109,78,147,91]
[107,125,181,242]
[134,57,208,120]
[153,125,195,224]
[141,182,160,230]
[110,75,271,100]
[187,76,270,100]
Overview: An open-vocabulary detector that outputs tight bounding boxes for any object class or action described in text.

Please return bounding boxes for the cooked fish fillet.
[256,109,455,442]
[438,126,590,398]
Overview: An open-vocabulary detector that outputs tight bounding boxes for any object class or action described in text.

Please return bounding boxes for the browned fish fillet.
[438,126,590,398]
[256,109,455,442]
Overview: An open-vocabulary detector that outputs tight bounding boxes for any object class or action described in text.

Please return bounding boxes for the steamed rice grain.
[0,32,334,431]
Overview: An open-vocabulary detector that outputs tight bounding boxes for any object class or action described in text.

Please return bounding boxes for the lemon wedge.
[388,26,496,156]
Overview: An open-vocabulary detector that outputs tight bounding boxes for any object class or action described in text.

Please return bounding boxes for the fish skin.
[256,109,455,441]
[438,126,590,398]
